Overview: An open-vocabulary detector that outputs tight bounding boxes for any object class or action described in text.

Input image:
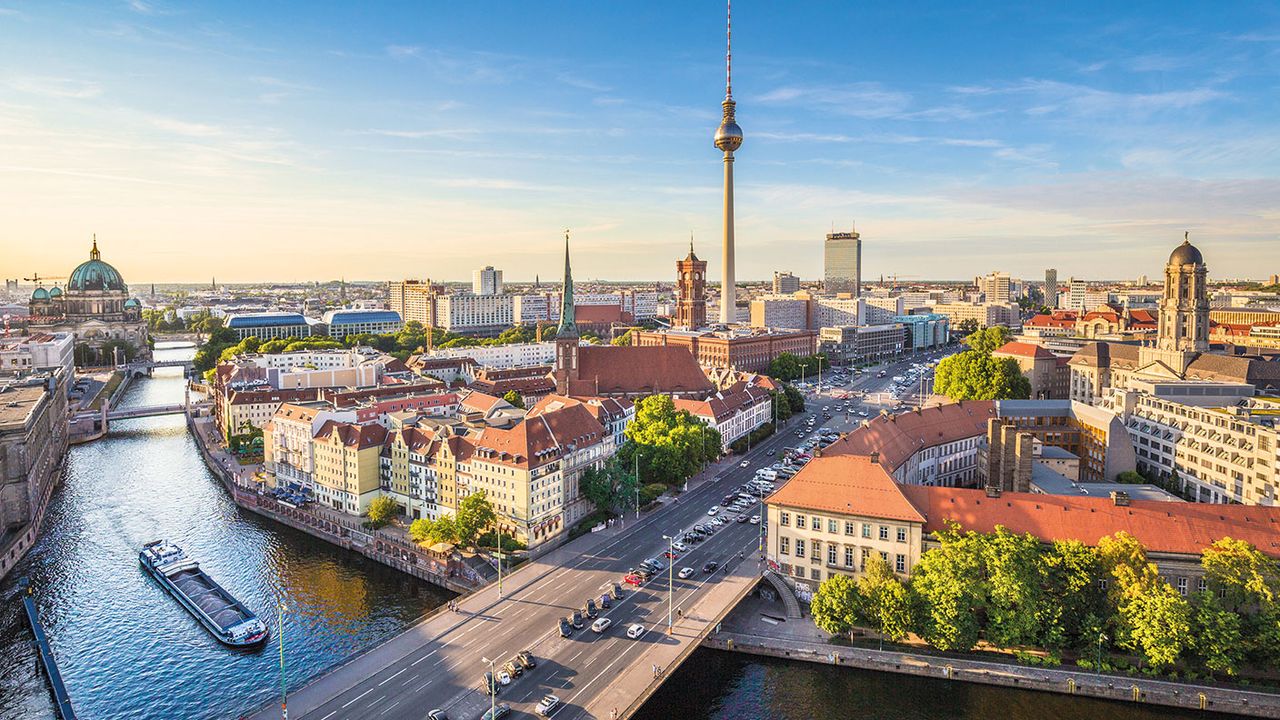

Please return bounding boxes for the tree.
[580,457,638,514]
[856,554,913,647]
[501,390,525,409]
[611,329,634,346]
[982,527,1047,649]
[1098,532,1190,668]
[963,326,1012,354]
[409,515,460,545]
[1040,539,1105,650]
[366,496,400,528]
[455,491,498,548]
[811,574,861,638]
[1115,470,1145,484]
[623,396,722,486]
[1201,537,1280,666]
[909,524,986,651]
[955,318,980,337]
[1192,591,1246,676]
[933,351,1030,401]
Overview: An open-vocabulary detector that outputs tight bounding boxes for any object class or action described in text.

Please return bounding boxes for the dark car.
[559,617,572,637]
[585,598,599,619]
[483,671,499,696]
[611,582,624,600]
[599,593,612,609]
[571,611,584,628]
[702,561,719,573]
[502,659,522,678]
[481,703,511,720]
[516,650,536,669]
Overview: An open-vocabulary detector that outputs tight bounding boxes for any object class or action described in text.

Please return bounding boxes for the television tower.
[714,0,743,325]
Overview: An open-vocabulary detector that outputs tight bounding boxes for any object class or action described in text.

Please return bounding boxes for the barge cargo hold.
[140,540,269,647]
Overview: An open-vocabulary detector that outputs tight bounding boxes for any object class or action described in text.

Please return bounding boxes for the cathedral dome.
[31,287,49,300]
[49,286,63,297]
[67,238,127,293]
[124,297,141,308]
[1168,238,1203,266]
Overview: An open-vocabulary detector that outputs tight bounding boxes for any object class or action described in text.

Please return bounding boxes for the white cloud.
[149,116,223,137]
[386,45,421,59]
[7,76,102,99]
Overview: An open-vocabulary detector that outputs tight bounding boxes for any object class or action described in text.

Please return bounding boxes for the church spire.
[90,233,100,260]
[556,229,578,338]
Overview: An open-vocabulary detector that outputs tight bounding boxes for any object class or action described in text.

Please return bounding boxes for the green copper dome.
[124,297,140,308]
[49,286,63,297]
[31,287,49,300]
[67,237,127,293]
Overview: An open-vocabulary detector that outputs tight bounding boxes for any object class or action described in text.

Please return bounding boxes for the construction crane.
[887,274,920,291]
[23,273,66,286]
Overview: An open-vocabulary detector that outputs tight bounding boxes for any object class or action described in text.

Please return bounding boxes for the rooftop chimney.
[985,485,1002,498]
[869,451,879,464]
[1110,491,1131,507]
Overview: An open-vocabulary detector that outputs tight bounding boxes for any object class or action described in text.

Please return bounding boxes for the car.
[767,449,776,456]
[736,514,749,523]
[481,703,511,720]
[702,561,719,573]
[678,566,694,579]
[706,507,719,516]
[645,557,665,570]
[672,541,688,552]
[599,593,612,609]
[623,573,644,587]
[571,611,584,629]
[750,515,760,524]
[626,623,646,639]
[710,517,724,526]
[591,617,613,633]
[427,710,449,720]
[535,695,562,716]
[483,672,499,696]
[516,650,536,669]
[497,670,512,686]
[559,618,573,637]
[585,599,599,618]
[739,459,750,467]
[611,582,624,599]
[503,660,522,678]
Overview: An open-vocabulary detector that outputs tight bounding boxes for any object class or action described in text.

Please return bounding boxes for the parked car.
[536,695,561,717]
[502,659,522,678]
[496,670,512,686]
[611,582,624,599]
[571,611,584,629]
[626,623,646,639]
[678,567,694,579]
[702,561,719,573]
[482,672,499,696]
[710,517,724,527]
[663,550,679,560]
[599,593,612,609]
[559,618,573,637]
[427,710,449,720]
[481,703,511,720]
[623,573,644,587]
[584,598,598,618]
[706,507,719,516]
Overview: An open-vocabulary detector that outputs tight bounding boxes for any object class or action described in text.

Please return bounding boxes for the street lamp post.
[634,452,642,519]
[497,524,503,599]
[662,534,675,634]
[1095,632,1106,675]
[278,601,288,720]
[481,657,497,719]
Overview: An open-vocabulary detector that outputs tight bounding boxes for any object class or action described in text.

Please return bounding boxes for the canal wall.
[705,631,1280,719]
[186,414,480,595]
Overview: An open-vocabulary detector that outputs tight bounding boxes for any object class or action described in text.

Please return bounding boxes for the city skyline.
[2,1,1279,283]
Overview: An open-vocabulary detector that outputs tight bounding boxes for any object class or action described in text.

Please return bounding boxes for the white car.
[536,695,561,717]
[672,541,688,552]
[710,517,725,526]
[626,623,646,639]
[739,460,750,467]
[706,507,719,516]
[497,670,512,685]
[591,617,612,633]
[749,515,760,524]
[678,567,694,579]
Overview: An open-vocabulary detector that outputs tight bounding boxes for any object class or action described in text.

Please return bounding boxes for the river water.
[0,344,450,720]
[0,344,1247,720]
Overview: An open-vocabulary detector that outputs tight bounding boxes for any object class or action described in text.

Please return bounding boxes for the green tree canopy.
[857,553,913,646]
[963,326,1013,354]
[621,396,722,485]
[501,390,525,409]
[933,351,1030,401]
[409,515,460,545]
[811,573,861,638]
[365,496,400,528]
[580,457,638,514]
[455,491,498,548]
[909,524,987,651]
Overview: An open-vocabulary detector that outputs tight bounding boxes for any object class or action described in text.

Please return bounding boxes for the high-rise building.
[472,266,504,295]
[1044,269,1058,308]
[1156,233,1209,354]
[977,271,1012,305]
[387,280,442,328]
[713,3,743,324]
[824,229,861,295]
[675,243,708,329]
[772,271,800,294]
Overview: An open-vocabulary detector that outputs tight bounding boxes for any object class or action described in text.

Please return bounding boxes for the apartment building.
[818,324,905,364]
[323,309,403,339]
[674,383,772,451]
[826,401,995,487]
[264,401,357,489]
[312,421,388,513]
[929,302,1019,329]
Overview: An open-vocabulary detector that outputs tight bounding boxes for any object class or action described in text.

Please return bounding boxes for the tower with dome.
[28,237,148,365]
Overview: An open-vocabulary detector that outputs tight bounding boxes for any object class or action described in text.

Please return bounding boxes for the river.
[0,344,1248,720]
[0,343,451,720]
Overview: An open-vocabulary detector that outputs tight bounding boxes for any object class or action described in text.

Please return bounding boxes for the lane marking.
[340,688,373,709]
[378,667,407,686]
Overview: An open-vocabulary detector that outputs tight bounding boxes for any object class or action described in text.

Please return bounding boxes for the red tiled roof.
[825,401,995,471]
[315,420,387,449]
[574,304,631,324]
[674,385,771,423]
[995,341,1055,359]
[899,485,1280,559]
[568,346,714,397]
[766,455,925,523]
[460,391,505,413]
[473,402,606,469]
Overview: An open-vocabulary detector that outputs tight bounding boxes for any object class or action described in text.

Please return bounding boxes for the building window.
[1198,577,1207,593]
[844,546,854,568]
[811,542,821,560]
[862,523,872,538]
[860,547,870,570]
[828,519,838,534]
[1176,577,1188,596]
[895,554,906,573]
[795,539,805,558]
[827,544,837,565]
[780,512,790,527]
[879,526,889,541]
[844,521,855,536]
[896,527,907,543]
[812,516,821,531]
[780,537,790,555]
[795,515,806,529]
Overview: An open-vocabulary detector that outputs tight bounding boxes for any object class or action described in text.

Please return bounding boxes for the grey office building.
[824,230,861,295]
[1045,268,1058,308]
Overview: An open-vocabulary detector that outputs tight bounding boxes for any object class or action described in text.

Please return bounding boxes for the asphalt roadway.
[248,352,955,720]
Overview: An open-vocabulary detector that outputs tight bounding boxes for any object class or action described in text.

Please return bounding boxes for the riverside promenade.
[707,593,1280,718]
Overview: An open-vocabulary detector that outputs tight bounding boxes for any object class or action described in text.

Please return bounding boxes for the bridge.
[105,404,187,421]
[120,358,196,378]
[246,428,801,720]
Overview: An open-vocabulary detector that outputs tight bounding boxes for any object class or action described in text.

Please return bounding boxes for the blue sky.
[1,1,1278,284]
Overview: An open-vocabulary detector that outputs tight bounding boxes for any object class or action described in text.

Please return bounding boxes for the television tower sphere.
[714,114,743,152]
